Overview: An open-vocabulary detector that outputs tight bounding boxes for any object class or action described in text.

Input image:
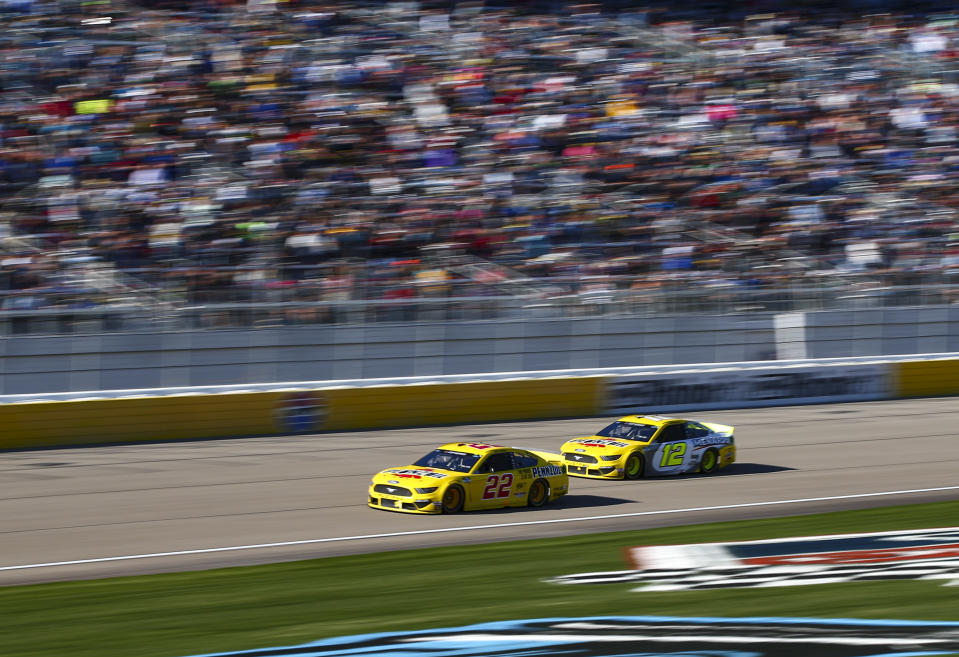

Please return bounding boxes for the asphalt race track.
[2,397,957,586]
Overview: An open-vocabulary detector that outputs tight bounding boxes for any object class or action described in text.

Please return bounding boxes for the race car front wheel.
[441,484,465,513]
[624,452,645,480]
[700,448,718,474]
[527,479,550,508]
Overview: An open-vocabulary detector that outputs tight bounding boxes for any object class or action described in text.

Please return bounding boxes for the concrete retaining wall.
[774,306,959,359]
[0,315,774,394]
[2,306,957,396]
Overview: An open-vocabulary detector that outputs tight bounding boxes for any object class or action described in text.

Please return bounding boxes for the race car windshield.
[413,449,480,473]
[596,421,658,441]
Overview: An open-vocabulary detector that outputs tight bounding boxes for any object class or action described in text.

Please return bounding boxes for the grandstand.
[0,0,957,336]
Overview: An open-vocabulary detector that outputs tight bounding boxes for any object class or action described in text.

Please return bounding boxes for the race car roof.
[617,415,680,426]
[439,441,508,455]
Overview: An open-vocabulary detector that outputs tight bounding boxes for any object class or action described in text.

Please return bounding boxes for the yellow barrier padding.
[895,359,959,398]
[0,377,605,450]
[322,377,604,432]
[0,392,285,450]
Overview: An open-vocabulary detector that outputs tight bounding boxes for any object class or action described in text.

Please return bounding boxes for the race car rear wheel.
[441,484,465,513]
[527,479,550,508]
[700,448,718,474]
[624,452,645,480]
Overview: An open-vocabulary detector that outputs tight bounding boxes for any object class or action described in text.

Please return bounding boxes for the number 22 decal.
[660,443,687,467]
[482,473,513,499]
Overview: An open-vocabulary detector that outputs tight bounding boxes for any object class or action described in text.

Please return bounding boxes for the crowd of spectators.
[1,0,958,315]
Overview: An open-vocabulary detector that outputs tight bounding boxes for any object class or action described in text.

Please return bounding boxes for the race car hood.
[563,436,644,451]
[371,466,455,487]
[701,422,734,437]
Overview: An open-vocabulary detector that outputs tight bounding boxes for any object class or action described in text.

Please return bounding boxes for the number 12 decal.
[482,473,513,499]
[660,443,687,467]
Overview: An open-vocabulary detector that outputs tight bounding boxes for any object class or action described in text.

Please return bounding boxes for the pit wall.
[1,355,955,451]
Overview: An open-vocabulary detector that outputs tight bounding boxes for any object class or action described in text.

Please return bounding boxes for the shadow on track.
[454,494,634,516]
[551,494,635,510]
[693,462,795,477]
[623,463,796,482]
[721,463,795,476]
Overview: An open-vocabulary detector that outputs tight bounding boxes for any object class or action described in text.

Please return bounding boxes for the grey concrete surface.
[0,316,776,393]
[775,306,959,359]
[1,396,957,586]
[5,306,959,394]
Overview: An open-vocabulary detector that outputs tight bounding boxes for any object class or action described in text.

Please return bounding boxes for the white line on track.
[4,486,958,572]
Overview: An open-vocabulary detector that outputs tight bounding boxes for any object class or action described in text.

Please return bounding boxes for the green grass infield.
[3,500,959,657]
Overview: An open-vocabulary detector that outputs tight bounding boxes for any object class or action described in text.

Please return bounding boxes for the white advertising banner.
[606,364,889,413]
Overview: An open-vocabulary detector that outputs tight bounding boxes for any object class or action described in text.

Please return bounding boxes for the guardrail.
[1,284,958,336]
[1,354,956,451]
